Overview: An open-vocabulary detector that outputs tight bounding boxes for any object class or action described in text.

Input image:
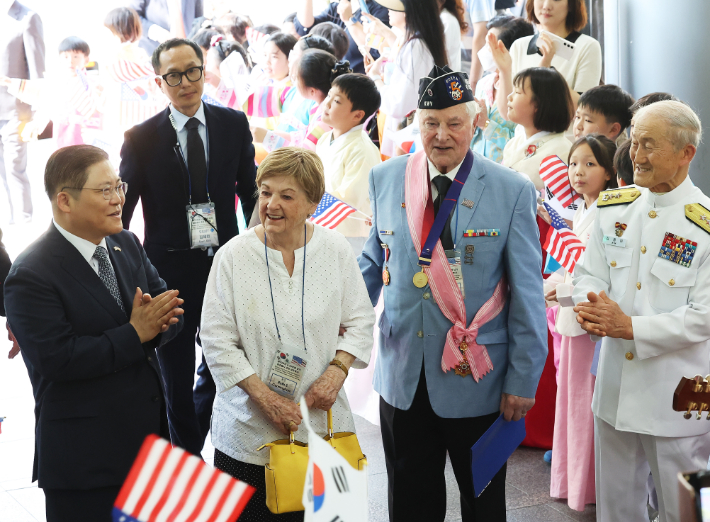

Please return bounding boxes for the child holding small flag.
[544,134,617,511]
[316,73,381,252]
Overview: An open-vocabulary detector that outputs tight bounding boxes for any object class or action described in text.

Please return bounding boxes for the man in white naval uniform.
[572,100,710,522]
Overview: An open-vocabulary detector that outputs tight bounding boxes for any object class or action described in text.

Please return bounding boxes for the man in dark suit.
[0,227,17,358]
[3,144,184,522]
[0,1,45,224]
[129,0,203,55]
[120,38,257,456]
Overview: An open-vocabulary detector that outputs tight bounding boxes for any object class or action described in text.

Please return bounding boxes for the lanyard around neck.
[264,224,307,351]
[419,151,474,266]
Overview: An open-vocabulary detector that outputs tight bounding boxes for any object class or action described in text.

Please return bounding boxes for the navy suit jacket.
[3,226,182,489]
[129,0,203,54]
[120,103,256,262]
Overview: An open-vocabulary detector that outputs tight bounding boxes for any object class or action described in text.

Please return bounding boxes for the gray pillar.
[604,0,710,192]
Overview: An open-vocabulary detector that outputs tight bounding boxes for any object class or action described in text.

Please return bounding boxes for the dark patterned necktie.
[93,246,125,313]
[432,175,454,250]
[185,117,208,202]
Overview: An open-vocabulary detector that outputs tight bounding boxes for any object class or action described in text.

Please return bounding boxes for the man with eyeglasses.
[119,37,257,457]
[4,144,184,522]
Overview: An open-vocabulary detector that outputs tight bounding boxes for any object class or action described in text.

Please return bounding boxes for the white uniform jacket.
[572,177,710,437]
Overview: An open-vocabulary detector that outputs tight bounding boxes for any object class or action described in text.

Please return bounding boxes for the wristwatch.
[329,359,349,377]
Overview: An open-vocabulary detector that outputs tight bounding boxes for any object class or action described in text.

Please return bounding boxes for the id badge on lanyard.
[267,346,309,399]
[446,249,465,299]
[186,202,219,249]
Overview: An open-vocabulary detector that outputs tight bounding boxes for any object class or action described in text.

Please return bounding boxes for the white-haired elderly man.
[571,100,710,522]
[358,65,547,521]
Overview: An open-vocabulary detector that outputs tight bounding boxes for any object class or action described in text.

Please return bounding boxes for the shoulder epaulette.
[685,203,710,234]
[597,187,641,207]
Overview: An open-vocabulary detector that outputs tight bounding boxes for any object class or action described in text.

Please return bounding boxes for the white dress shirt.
[427,157,464,200]
[53,220,109,275]
[169,101,209,168]
[200,226,375,465]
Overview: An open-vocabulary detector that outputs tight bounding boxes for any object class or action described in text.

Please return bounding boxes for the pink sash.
[404,151,507,382]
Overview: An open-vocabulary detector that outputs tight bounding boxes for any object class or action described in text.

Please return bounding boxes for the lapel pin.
[379,230,394,235]
[113,246,122,252]
[461,199,474,209]
[614,222,627,237]
[401,203,406,208]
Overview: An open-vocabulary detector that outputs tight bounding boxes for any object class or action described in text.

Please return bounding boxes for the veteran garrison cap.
[418,65,474,110]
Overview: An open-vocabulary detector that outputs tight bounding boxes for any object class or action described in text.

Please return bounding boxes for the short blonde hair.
[256,147,325,204]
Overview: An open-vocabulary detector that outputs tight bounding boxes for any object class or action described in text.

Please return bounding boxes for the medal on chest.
[659,232,698,268]
[381,243,391,286]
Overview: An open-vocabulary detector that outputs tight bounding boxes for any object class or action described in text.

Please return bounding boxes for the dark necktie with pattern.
[93,246,125,313]
[432,175,454,251]
[185,117,208,203]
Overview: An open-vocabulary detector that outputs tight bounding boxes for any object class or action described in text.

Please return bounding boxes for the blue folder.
[470,414,527,497]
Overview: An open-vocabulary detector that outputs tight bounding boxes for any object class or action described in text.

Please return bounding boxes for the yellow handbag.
[256,409,367,514]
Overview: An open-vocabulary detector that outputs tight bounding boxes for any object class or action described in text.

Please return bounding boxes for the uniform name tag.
[602,235,627,248]
[186,202,219,249]
[267,347,309,399]
[446,250,465,298]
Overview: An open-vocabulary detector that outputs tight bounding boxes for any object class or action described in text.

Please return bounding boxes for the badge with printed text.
[267,348,309,399]
[602,235,627,248]
[445,76,464,101]
[659,232,697,268]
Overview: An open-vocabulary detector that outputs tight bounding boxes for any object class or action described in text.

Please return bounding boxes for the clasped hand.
[574,291,634,339]
[500,393,534,422]
[129,287,184,343]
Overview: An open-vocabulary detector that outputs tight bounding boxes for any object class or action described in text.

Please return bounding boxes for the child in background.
[471,15,534,163]
[614,139,634,187]
[310,22,349,61]
[202,36,250,109]
[316,73,381,252]
[502,67,574,191]
[253,50,351,153]
[546,134,618,512]
[0,37,104,148]
[573,84,635,143]
[102,7,165,147]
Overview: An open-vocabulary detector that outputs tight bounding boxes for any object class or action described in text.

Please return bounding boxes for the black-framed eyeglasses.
[61,182,128,200]
[161,66,203,87]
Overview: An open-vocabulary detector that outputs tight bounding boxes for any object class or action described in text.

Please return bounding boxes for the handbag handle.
[327,409,333,438]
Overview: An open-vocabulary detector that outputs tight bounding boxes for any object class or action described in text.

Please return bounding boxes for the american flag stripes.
[309,193,356,229]
[540,155,577,208]
[113,435,254,522]
[542,203,586,275]
[108,59,155,83]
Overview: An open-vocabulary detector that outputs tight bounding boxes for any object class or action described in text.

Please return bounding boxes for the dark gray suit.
[129,0,203,55]
[0,1,44,223]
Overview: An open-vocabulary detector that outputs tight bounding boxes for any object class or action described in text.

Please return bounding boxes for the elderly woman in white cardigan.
[201,147,375,521]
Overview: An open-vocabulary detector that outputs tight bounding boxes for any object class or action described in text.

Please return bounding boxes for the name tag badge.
[602,235,627,248]
[266,347,309,399]
[186,202,219,249]
[446,249,465,298]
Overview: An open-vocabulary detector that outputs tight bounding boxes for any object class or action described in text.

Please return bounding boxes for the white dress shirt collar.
[169,101,206,132]
[645,175,695,208]
[427,157,464,183]
[53,220,108,267]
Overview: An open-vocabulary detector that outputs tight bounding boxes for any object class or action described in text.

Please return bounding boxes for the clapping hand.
[574,291,634,339]
[129,288,184,343]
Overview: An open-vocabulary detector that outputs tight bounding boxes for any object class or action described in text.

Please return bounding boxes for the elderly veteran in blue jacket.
[358,65,548,522]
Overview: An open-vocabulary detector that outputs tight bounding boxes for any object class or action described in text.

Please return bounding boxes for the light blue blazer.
[358,153,548,418]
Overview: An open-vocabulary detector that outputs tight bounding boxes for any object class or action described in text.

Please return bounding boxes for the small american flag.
[113,435,254,522]
[542,203,585,275]
[540,155,577,208]
[310,193,356,229]
[292,355,307,367]
[108,59,155,83]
